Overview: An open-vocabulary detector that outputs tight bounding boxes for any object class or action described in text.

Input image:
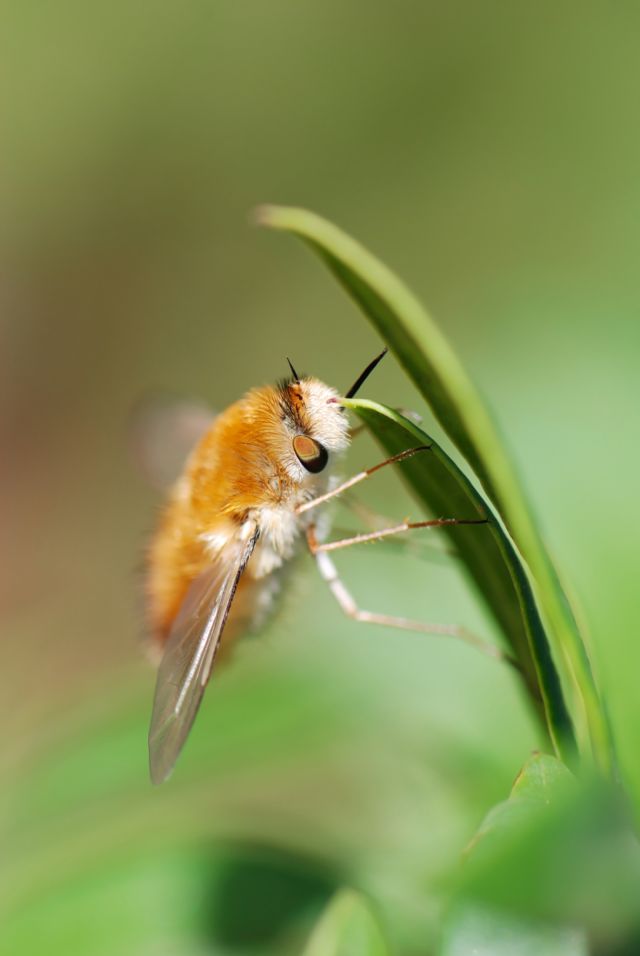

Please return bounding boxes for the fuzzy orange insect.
[145,354,389,784]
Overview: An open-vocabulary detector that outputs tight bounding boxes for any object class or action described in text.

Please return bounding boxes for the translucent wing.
[148,524,260,784]
[130,392,215,491]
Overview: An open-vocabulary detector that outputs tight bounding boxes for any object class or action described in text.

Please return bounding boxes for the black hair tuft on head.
[286,357,300,383]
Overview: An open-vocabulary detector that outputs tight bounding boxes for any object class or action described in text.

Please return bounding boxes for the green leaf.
[301,889,391,956]
[465,753,576,854]
[341,399,574,759]
[442,756,583,953]
[451,754,640,946]
[255,204,613,776]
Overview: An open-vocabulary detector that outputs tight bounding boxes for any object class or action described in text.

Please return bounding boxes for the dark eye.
[293,435,328,474]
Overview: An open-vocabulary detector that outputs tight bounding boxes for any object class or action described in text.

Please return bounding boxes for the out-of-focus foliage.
[3,4,640,955]
[449,755,640,951]
[441,906,588,956]
[302,890,390,956]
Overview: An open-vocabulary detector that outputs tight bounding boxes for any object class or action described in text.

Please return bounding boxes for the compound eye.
[293,435,328,474]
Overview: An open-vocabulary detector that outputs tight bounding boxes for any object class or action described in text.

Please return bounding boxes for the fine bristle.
[286,357,300,383]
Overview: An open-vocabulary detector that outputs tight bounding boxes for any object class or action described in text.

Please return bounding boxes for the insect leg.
[296,446,431,515]
[312,517,487,554]
[337,494,457,561]
[306,527,518,668]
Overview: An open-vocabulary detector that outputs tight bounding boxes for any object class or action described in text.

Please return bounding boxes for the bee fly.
[143,349,499,783]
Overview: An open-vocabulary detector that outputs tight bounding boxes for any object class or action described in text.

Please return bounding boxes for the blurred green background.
[3,3,640,954]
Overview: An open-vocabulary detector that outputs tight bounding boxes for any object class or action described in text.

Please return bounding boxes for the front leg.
[296,446,432,516]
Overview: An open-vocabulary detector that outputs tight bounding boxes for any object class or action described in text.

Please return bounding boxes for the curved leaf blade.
[342,399,575,761]
[255,204,612,775]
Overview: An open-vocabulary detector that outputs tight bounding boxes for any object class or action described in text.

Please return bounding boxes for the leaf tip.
[250,203,292,229]
[249,204,274,227]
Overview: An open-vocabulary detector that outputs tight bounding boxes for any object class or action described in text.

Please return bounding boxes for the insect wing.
[148,524,259,784]
[130,392,215,491]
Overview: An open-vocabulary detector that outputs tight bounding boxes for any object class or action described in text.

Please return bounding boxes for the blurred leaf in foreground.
[301,889,390,956]
[449,753,640,951]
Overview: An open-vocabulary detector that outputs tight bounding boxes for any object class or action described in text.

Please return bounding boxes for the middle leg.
[306,526,517,669]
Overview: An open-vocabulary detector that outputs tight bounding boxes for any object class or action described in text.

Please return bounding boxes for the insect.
[144,349,496,784]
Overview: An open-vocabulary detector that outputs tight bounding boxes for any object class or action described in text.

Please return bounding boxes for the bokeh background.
[3,4,640,954]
